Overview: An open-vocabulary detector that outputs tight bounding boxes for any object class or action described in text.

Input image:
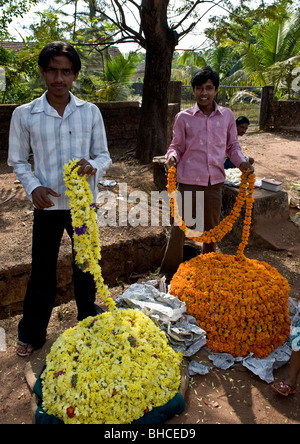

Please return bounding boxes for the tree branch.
[93,0,146,48]
[173,0,238,39]
[171,0,203,31]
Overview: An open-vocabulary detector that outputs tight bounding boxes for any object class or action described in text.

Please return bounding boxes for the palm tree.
[173,45,241,84]
[238,9,300,97]
[96,51,143,101]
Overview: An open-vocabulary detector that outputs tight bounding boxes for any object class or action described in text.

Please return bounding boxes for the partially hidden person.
[224,116,254,169]
[272,319,300,396]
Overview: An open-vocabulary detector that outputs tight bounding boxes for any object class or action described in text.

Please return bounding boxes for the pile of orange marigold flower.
[168,167,291,358]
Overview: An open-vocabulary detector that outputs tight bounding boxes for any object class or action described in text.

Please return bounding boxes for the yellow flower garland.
[63,159,115,312]
[41,160,182,424]
[167,167,290,358]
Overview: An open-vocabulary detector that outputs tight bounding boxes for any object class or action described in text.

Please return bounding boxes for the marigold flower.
[40,160,183,425]
[168,168,290,358]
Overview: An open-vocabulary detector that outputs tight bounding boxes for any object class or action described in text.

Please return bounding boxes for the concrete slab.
[222,185,300,250]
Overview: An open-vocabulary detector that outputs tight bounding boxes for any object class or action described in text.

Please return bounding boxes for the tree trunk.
[136,0,178,164]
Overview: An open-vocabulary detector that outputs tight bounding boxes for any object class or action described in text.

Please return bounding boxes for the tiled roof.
[1,42,28,51]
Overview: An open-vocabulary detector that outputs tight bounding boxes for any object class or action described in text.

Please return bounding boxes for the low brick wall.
[0,104,17,155]
[0,232,166,319]
[95,101,141,152]
[0,101,142,155]
[0,100,180,156]
[260,86,300,133]
[269,100,300,133]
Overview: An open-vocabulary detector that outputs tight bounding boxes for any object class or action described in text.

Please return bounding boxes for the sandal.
[17,341,35,357]
[272,381,297,397]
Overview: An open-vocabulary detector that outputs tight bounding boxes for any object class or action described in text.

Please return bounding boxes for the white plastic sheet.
[116,282,206,357]
[188,361,211,376]
[116,283,299,382]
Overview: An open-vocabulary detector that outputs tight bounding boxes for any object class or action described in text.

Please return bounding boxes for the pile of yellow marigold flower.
[42,308,182,424]
[168,167,291,358]
[40,160,182,424]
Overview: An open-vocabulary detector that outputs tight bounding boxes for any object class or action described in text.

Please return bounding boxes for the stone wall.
[0,81,181,156]
[95,101,141,152]
[0,102,142,155]
[0,232,166,318]
[260,86,300,133]
[0,104,17,155]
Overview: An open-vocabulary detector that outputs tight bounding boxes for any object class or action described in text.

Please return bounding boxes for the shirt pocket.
[71,128,93,159]
[213,123,227,148]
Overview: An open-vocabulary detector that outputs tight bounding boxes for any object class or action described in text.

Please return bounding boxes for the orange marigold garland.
[167,167,291,358]
[166,166,255,252]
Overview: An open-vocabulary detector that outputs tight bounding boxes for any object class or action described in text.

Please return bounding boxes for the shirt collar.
[192,101,223,116]
[31,91,85,117]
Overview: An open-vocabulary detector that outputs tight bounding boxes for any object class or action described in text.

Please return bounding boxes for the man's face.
[237,123,249,136]
[193,79,218,111]
[39,55,79,99]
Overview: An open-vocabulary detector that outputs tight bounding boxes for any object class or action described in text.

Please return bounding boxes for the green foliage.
[205,0,294,45]
[0,0,39,40]
[177,1,300,98]
[237,8,300,96]
[172,45,241,85]
[95,51,143,101]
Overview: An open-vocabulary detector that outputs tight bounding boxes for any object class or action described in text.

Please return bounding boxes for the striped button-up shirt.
[8,91,112,210]
[166,102,246,186]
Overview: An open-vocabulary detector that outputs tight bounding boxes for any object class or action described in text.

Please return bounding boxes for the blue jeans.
[18,209,96,348]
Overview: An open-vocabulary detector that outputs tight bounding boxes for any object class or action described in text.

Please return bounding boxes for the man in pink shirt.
[160,66,254,281]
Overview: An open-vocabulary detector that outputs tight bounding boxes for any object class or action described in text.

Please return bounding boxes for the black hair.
[191,66,220,89]
[236,116,250,126]
[38,41,81,74]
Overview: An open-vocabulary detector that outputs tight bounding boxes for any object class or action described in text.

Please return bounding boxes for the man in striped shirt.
[8,42,111,357]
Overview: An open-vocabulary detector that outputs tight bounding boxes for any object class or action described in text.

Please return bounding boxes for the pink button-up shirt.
[166,102,246,186]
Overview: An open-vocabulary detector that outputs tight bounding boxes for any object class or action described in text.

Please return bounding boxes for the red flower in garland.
[67,406,75,418]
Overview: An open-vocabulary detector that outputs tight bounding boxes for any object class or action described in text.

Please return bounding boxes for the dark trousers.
[18,209,96,349]
[160,182,223,279]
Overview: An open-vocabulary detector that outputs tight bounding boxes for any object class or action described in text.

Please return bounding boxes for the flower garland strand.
[167,167,290,358]
[167,166,255,254]
[40,160,183,424]
[236,173,255,258]
[63,159,116,312]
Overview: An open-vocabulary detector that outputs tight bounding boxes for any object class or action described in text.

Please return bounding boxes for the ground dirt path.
[0,129,300,424]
